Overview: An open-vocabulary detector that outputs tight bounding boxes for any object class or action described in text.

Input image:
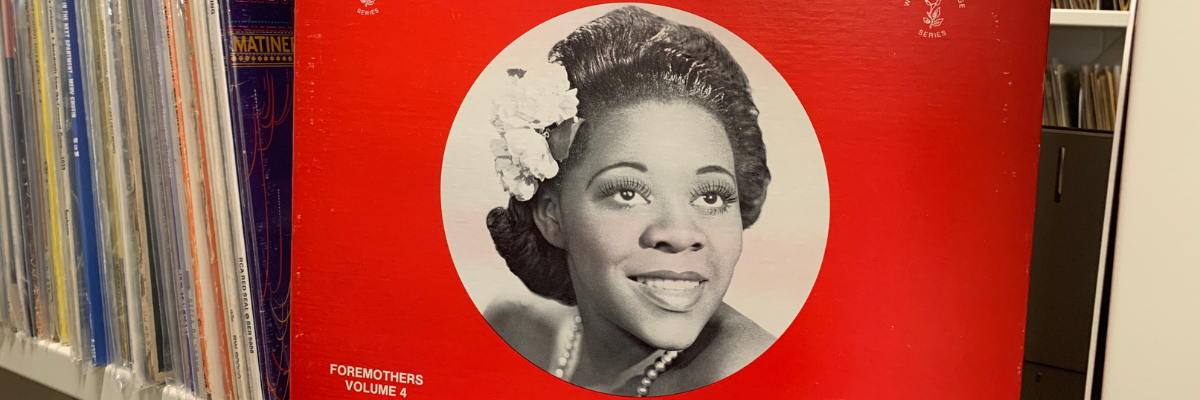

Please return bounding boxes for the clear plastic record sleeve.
[60,0,109,365]
[17,0,45,340]
[115,0,156,380]
[216,0,295,397]
[77,0,134,371]
[10,0,52,341]
[147,0,207,391]
[117,0,158,381]
[0,118,8,330]
[0,0,32,337]
[0,9,9,330]
[160,0,232,396]
[25,0,53,342]
[0,240,7,330]
[29,0,78,347]
[126,0,188,383]
[46,0,88,360]
[46,0,95,362]
[199,0,269,398]
[182,0,256,395]
[9,0,35,338]
[150,0,212,394]
[74,0,127,368]
[0,0,25,335]
[94,0,156,382]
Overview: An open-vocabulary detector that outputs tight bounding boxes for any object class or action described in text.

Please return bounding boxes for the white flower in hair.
[494,155,537,202]
[491,63,582,201]
[493,63,579,130]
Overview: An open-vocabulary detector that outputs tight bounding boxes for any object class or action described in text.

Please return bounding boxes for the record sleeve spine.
[160,0,210,394]
[0,0,22,336]
[218,0,295,396]
[204,0,265,397]
[153,0,207,391]
[107,0,163,383]
[61,0,108,365]
[164,0,232,397]
[47,0,85,361]
[30,0,70,344]
[14,0,50,341]
[0,0,31,337]
[97,0,146,378]
[182,0,250,393]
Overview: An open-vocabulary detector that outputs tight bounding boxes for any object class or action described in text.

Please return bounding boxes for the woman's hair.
[486,6,771,305]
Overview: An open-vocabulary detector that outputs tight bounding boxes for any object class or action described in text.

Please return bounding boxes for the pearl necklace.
[555,316,682,397]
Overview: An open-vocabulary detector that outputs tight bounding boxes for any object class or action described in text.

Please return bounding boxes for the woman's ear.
[532,191,566,249]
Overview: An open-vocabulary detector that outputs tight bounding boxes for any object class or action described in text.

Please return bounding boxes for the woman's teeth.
[636,277,701,290]
[631,275,707,312]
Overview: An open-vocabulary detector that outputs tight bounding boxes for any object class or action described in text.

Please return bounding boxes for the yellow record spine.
[30,0,69,343]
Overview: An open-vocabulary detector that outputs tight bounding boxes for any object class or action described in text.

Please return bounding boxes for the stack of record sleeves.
[0,0,293,399]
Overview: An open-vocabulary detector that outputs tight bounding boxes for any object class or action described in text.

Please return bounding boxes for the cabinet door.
[1023,130,1112,376]
[1021,361,1086,400]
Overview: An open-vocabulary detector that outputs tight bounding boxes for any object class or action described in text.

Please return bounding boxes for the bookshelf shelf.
[1050,9,1131,28]
[0,331,198,400]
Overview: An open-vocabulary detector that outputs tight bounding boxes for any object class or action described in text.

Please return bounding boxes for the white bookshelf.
[1050,9,1131,28]
[1024,3,1140,400]
[0,331,199,400]
[1045,7,1133,126]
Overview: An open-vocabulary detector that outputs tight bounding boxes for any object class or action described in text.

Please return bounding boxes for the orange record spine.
[180,0,237,397]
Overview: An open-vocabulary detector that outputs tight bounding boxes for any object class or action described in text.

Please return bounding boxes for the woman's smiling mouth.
[629,271,709,312]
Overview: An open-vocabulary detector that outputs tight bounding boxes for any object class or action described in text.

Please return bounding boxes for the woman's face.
[548,101,743,350]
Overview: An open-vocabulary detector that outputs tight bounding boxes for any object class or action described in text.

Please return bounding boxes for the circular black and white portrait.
[441,4,828,396]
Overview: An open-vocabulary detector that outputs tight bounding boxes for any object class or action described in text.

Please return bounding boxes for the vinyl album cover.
[217,0,296,397]
[294,1,1049,398]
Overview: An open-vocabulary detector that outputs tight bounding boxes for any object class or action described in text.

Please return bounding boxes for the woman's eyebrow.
[696,165,734,179]
[586,161,647,188]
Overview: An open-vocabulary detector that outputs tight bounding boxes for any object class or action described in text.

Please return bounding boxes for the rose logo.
[923,0,944,28]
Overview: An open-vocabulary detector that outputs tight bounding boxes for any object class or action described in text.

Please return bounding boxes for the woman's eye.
[613,190,649,205]
[692,193,725,208]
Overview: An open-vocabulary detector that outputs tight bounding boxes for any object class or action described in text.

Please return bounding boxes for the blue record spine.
[61,0,107,365]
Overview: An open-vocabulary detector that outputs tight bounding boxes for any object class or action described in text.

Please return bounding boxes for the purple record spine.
[218,0,294,398]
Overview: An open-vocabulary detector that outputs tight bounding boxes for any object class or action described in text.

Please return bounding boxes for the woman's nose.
[638,202,706,253]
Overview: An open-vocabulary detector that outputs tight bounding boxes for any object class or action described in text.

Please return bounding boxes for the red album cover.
[293,1,1049,398]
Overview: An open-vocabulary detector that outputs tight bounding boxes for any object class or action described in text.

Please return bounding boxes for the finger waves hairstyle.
[487,6,771,305]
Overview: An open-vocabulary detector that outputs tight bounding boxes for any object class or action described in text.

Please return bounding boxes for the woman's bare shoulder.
[656,303,775,394]
[482,290,574,370]
[697,303,774,375]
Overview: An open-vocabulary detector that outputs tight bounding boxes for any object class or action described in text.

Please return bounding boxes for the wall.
[1100,0,1200,398]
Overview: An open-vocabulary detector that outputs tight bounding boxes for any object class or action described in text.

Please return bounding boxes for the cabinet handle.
[1054,147,1066,203]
